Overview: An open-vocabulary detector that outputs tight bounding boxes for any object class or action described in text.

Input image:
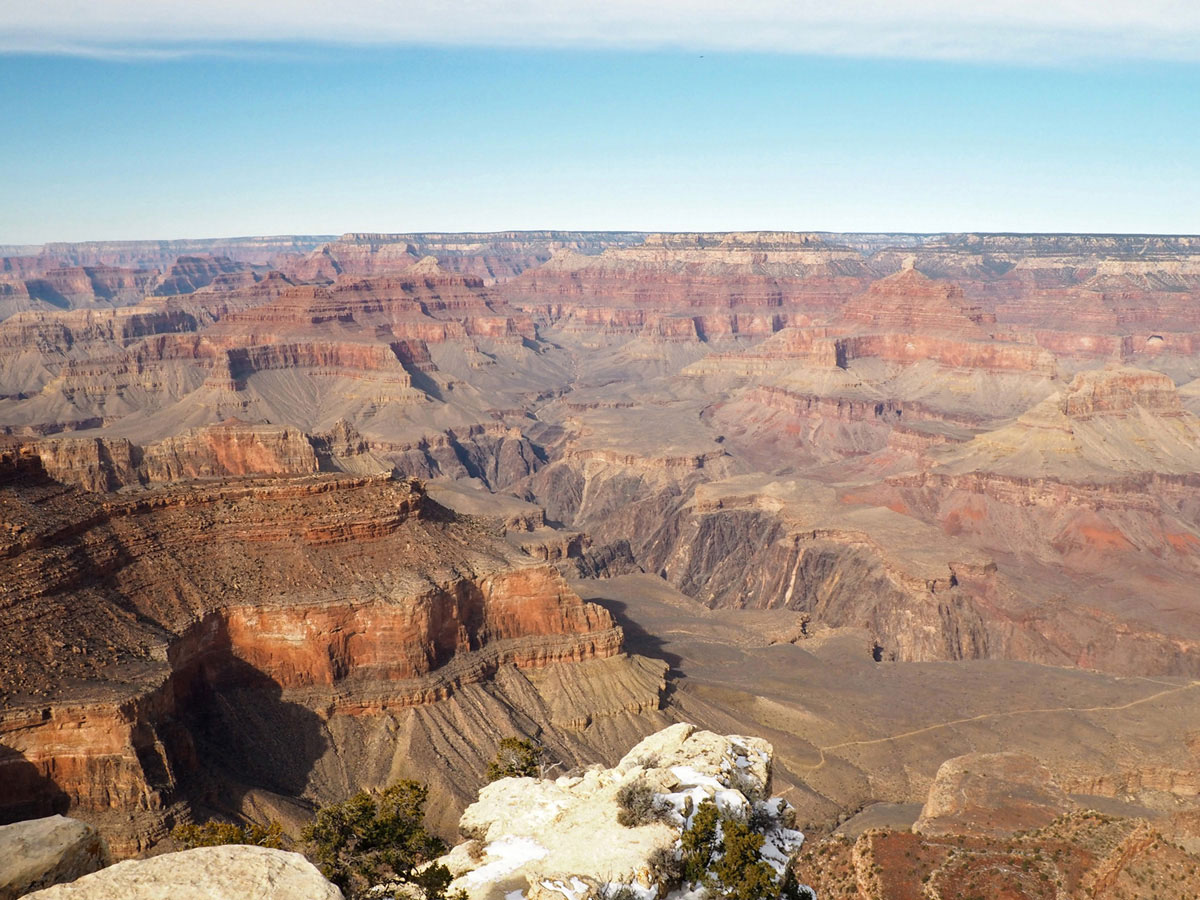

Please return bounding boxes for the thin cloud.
[1,0,1198,63]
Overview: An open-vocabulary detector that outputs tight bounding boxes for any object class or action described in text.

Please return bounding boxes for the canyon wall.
[0,455,660,851]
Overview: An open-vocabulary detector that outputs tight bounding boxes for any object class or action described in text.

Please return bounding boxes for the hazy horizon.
[8,227,1200,251]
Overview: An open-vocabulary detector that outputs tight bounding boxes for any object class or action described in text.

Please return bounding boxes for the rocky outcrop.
[831,332,1056,373]
[18,437,141,491]
[0,816,110,900]
[17,418,547,494]
[140,420,323,481]
[801,810,1200,900]
[1058,365,1181,417]
[22,846,342,899]
[440,723,804,900]
[24,422,334,490]
[913,752,1078,838]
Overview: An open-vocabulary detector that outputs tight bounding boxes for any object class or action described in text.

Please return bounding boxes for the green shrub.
[301,780,456,900]
[710,817,777,900]
[681,800,721,884]
[679,799,799,900]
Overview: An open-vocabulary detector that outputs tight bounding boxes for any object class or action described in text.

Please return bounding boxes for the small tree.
[710,817,778,900]
[302,780,453,900]
[485,737,544,782]
[678,800,792,900]
[680,800,721,884]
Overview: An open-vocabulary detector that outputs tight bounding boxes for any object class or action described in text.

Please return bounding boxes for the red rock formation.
[501,232,878,341]
[838,264,996,338]
[1057,366,1180,416]
[140,421,322,482]
[0,459,625,851]
[831,333,1054,372]
[192,275,536,375]
[18,266,159,311]
[153,256,250,296]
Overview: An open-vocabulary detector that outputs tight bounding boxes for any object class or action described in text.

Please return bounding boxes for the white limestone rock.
[21,845,343,899]
[0,815,110,900]
[443,724,803,900]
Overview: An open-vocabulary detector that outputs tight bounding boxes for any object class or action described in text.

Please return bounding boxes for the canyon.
[3,230,1200,893]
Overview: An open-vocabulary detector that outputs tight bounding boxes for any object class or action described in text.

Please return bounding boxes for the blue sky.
[2,2,1199,241]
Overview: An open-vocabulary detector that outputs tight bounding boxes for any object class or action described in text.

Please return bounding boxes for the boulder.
[21,845,343,899]
[0,816,110,900]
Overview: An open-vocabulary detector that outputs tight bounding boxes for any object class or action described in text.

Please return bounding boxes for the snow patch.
[603,882,658,900]
[539,877,590,900]
[670,766,725,791]
[759,827,805,874]
[464,836,548,887]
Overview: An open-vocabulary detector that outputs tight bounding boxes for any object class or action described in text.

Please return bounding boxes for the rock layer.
[0,456,639,852]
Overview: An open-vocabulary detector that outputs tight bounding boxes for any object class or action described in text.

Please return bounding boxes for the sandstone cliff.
[0,457,662,852]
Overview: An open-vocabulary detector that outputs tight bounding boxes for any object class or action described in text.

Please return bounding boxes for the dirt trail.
[799,679,1200,772]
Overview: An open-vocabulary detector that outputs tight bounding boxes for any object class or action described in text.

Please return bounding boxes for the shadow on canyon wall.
[0,745,71,824]
[168,620,330,821]
[587,596,683,676]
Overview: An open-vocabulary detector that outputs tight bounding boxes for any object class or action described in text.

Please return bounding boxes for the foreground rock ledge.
[21,845,343,900]
[439,722,807,900]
